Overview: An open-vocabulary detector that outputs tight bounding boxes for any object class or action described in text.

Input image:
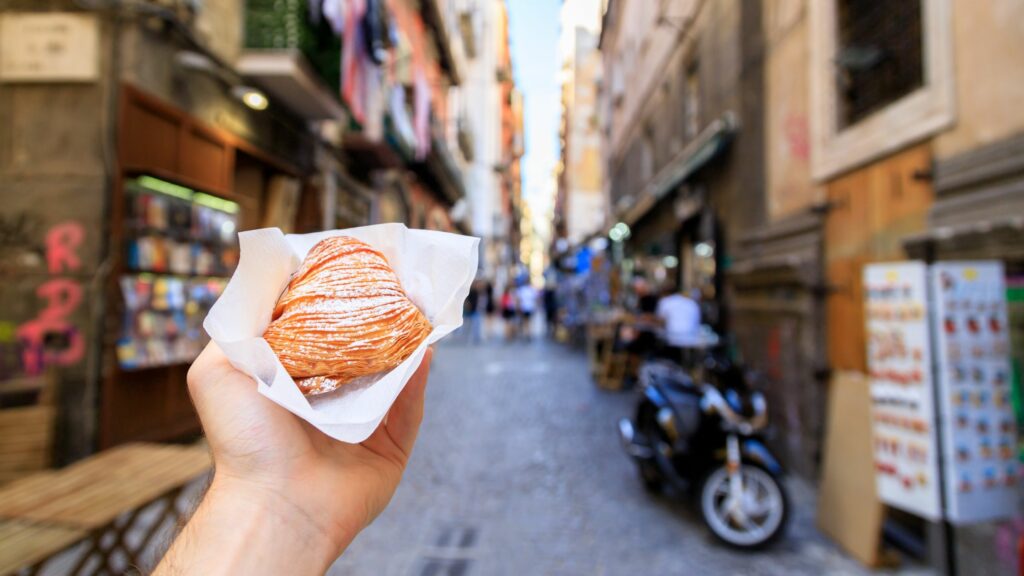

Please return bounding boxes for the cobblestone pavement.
[329,328,903,576]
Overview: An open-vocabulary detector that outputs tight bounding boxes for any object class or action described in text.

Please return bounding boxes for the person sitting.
[625,277,660,358]
[655,284,702,364]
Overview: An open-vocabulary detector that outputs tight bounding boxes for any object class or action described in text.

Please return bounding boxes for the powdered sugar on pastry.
[263,236,432,395]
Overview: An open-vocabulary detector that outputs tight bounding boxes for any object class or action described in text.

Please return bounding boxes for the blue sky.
[508,0,561,232]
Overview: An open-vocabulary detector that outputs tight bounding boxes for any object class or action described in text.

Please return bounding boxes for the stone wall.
[0,4,114,460]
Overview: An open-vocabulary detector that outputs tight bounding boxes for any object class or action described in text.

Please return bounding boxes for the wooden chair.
[0,373,57,485]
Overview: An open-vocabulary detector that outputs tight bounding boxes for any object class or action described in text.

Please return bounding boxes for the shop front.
[617,115,735,329]
[101,85,307,447]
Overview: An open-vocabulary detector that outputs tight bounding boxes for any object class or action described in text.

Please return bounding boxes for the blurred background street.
[333,328,885,576]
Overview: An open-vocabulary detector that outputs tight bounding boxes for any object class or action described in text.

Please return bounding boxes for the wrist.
[206,473,353,569]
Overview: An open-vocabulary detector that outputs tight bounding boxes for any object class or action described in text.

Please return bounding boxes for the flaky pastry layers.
[263,236,432,395]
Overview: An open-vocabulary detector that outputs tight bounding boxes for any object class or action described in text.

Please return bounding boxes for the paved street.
[330,327,891,576]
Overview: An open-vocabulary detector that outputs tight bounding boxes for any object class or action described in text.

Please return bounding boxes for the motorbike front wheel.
[699,464,788,549]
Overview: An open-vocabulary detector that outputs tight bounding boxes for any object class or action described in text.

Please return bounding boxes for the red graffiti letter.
[45,221,85,274]
[15,279,85,374]
[35,279,83,321]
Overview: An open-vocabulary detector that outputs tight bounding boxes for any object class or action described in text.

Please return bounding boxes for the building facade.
[0,0,480,460]
[807,0,1024,571]
[598,0,824,480]
[554,0,605,251]
[449,0,522,289]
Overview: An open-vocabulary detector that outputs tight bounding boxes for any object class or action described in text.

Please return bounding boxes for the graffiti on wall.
[0,212,45,269]
[783,113,810,162]
[0,221,87,378]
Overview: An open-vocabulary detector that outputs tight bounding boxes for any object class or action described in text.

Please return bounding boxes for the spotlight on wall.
[608,221,631,242]
[695,242,714,258]
[232,86,269,111]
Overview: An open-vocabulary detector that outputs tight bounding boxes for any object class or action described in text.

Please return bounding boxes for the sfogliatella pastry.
[263,236,432,395]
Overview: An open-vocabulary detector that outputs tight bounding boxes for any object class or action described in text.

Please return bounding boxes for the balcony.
[459,10,477,59]
[496,63,512,83]
[420,0,462,85]
[411,119,466,205]
[457,116,475,162]
[237,1,345,120]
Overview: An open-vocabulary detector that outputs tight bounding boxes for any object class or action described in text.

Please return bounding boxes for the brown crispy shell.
[263,236,432,395]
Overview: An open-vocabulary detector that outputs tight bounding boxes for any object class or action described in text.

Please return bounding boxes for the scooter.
[618,350,789,549]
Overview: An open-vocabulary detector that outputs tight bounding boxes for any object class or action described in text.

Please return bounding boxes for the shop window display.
[116,176,239,369]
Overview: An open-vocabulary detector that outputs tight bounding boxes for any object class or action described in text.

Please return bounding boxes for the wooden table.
[0,443,211,575]
[0,521,86,576]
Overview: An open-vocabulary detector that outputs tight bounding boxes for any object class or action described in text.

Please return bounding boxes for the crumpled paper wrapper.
[203,224,479,442]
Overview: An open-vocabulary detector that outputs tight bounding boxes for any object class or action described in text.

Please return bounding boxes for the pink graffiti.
[46,221,84,274]
[15,221,86,375]
[783,113,809,161]
[994,516,1024,567]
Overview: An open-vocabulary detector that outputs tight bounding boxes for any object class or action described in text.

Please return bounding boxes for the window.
[684,63,700,140]
[641,123,655,182]
[809,0,954,180]
[836,0,923,128]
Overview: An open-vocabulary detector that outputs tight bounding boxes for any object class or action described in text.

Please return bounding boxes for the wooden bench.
[0,442,211,575]
[0,375,57,486]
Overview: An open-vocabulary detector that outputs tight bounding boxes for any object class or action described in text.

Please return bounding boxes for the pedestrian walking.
[462,281,483,344]
[483,279,496,338]
[516,282,537,340]
[543,284,559,337]
[501,287,518,340]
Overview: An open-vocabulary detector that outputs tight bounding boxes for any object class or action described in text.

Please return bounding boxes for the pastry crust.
[264,236,432,395]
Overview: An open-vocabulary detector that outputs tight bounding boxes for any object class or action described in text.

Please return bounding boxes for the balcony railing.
[420,0,462,85]
[239,0,345,120]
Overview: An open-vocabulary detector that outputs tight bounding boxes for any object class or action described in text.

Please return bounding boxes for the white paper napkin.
[203,224,480,442]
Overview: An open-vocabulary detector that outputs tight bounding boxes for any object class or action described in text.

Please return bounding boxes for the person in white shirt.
[516,283,537,338]
[656,285,702,347]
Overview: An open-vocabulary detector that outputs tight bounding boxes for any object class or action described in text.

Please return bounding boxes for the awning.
[622,112,737,227]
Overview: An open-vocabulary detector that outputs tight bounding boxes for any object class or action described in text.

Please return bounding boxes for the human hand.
[161,342,432,574]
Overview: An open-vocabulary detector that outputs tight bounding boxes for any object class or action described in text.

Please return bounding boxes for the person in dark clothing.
[463,281,482,343]
[484,280,496,316]
[543,285,559,336]
[627,278,660,357]
[638,291,659,315]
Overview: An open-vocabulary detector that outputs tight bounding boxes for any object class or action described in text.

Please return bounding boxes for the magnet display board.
[930,262,1020,524]
[864,262,942,520]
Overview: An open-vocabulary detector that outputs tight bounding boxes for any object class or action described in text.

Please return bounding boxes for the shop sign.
[864,261,1020,524]
[0,13,99,82]
[864,262,942,520]
[930,262,1019,524]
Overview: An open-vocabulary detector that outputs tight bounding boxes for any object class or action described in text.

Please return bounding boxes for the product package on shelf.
[118,176,239,370]
[930,262,1020,524]
[124,176,240,277]
[116,273,227,370]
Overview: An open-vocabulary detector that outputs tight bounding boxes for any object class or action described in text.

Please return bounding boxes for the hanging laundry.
[361,0,392,66]
[341,0,367,124]
[322,0,344,35]
[392,28,413,87]
[363,64,385,140]
[413,69,432,160]
[390,85,416,154]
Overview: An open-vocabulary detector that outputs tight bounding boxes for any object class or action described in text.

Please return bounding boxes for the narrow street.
[330,327,882,576]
